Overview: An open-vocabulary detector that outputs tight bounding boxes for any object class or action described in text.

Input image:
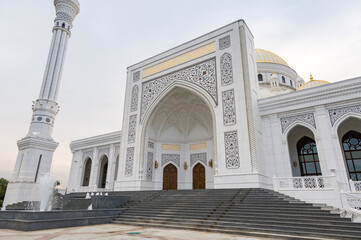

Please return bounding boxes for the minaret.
[4,0,80,206]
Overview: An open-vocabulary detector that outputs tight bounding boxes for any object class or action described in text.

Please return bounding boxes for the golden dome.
[255,49,289,67]
[296,74,330,91]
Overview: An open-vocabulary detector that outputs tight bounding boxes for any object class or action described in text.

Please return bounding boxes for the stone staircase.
[112,188,361,239]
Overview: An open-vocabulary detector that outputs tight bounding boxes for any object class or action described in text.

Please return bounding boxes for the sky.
[0,0,361,187]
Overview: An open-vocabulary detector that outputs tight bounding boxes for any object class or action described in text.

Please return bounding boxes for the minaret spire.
[4,0,80,207]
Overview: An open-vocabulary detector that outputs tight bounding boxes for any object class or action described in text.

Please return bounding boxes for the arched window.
[56,22,59,27]
[258,74,263,81]
[290,80,293,87]
[62,23,65,28]
[297,137,321,176]
[98,156,108,188]
[342,131,361,181]
[282,76,286,83]
[82,158,92,186]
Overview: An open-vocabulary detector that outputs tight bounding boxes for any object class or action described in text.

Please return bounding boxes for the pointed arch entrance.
[297,137,321,176]
[82,158,92,186]
[336,116,361,181]
[142,86,216,190]
[287,125,322,176]
[163,164,177,190]
[98,156,108,188]
[193,163,205,189]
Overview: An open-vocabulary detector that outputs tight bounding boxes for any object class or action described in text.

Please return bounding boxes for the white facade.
[66,20,361,215]
[5,1,361,217]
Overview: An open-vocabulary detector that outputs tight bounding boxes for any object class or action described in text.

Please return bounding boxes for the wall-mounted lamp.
[154,160,158,169]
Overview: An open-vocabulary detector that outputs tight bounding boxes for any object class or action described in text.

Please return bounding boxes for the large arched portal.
[144,87,215,190]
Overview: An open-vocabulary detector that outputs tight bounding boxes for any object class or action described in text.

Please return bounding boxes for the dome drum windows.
[258,74,263,81]
[281,76,286,84]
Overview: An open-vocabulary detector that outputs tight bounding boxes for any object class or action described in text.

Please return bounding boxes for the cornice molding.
[70,131,121,151]
[258,77,361,116]
[17,137,59,151]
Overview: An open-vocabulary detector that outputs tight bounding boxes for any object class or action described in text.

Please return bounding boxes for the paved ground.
[0,224,272,240]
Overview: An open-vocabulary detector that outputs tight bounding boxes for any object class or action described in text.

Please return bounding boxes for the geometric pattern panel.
[130,85,139,112]
[222,89,237,126]
[133,71,140,82]
[328,104,361,126]
[146,152,153,181]
[220,53,233,86]
[128,114,137,143]
[190,152,207,167]
[148,141,154,148]
[161,154,180,167]
[141,58,217,121]
[224,131,240,169]
[97,147,110,159]
[219,35,231,50]
[280,113,316,133]
[82,149,93,161]
[125,147,134,177]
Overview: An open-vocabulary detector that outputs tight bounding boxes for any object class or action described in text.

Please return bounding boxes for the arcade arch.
[143,86,215,189]
[287,125,322,176]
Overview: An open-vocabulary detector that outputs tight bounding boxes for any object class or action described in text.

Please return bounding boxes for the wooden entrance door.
[193,163,205,189]
[163,164,177,190]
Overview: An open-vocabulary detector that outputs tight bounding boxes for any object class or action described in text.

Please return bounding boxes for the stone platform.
[1,188,361,239]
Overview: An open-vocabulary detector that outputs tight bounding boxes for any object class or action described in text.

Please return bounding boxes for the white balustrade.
[350,180,361,192]
[273,175,336,191]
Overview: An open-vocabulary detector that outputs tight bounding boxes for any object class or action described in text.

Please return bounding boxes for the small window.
[62,23,65,28]
[290,80,293,87]
[258,74,263,82]
[282,76,285,83]
[56,22,59,26]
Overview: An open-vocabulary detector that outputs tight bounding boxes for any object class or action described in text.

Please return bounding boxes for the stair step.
[112,220,360,240]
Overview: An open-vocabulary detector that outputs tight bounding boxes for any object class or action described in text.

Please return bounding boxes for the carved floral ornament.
[328,104,361,126]
[224,131,240,169]
[125,147,134,177]
[128,115,137,143]
[220,53,233,86]
[161,154,180,167]
[141,59,217,122]
[130,85,139,112]
[146,152,153,181]
[190,153,207,167]
[97,147,110,159]
[82,150,93,161]
[222,89,237,126]
[280,113,316,133]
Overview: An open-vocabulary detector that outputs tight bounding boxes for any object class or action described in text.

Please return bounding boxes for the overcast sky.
[0,0,360,187]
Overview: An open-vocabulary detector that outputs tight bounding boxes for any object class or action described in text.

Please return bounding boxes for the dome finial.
[310,73,314,81]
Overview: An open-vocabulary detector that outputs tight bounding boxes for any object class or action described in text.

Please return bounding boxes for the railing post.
[350,179,356,192]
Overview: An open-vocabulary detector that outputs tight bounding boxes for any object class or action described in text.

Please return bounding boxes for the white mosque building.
[4,0,361,216]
